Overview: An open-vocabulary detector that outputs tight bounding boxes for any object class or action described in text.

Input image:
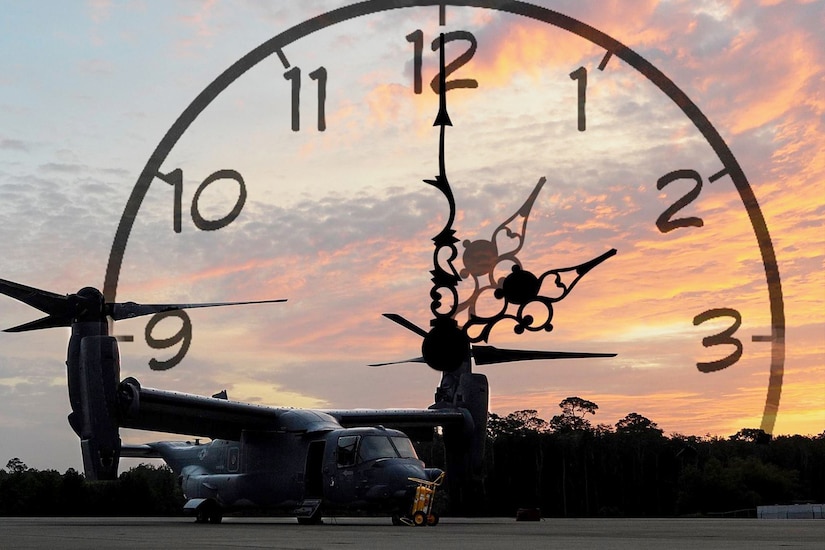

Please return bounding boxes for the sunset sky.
[0,0,822,472]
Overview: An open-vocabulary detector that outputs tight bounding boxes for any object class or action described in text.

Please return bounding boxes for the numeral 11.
[284,66,327,131]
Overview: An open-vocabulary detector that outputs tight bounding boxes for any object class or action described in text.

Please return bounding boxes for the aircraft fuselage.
[140,425,440,519]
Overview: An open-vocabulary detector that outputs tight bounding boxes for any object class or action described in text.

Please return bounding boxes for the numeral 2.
[656,169,704,233]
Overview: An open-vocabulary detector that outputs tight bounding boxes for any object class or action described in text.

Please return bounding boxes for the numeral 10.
[158,168,247,233]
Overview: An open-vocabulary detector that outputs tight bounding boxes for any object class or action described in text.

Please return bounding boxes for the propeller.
[0,277,287,480]
[109,299,287,321]
[0,278,286,332]
[375,313,615,368]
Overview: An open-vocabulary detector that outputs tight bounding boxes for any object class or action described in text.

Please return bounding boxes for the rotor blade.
[0,278,70,315]
[4,314,74,332]
[382,313,428,338]
[109,298,287,321]
[368,356,426,367]
[472,345,616,366]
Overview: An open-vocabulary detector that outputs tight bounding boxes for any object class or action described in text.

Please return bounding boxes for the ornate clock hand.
[456,176,547,325]
[464,248,618,342]
[419,34,618,369]
[420,32,469,373]
[424,32,460,321]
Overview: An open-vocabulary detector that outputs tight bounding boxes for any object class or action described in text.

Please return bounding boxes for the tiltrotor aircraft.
[0,270,614,524]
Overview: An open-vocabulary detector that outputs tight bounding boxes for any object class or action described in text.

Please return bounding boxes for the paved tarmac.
[2,516,823,549]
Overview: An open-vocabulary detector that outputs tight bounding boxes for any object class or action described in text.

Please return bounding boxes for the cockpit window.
[357,436,399,462]
[391,436,418,459]
[337,435,359,467]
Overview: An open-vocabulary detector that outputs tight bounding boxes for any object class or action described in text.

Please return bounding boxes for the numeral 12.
[406,30,479,94]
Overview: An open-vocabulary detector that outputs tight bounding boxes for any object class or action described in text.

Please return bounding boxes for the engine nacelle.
[69,330,121,480]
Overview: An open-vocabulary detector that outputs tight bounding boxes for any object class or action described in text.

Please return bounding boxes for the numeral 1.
[284,66,328,131]
[406,30,424,94]
[569,66,587,131]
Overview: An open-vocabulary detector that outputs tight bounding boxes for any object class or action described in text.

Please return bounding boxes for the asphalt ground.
[2,516,823,549]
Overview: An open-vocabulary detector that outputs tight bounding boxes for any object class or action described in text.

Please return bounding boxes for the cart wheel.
[427,513,439,526]
[391,515,404,526]
[413,511,428,526]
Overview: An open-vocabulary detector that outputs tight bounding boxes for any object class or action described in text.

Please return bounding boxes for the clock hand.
[471,346,616,366]
[377,313,615,366]
[382,313,427,338]
[419,33,468,373]
[423,32,460,321]
[463,247,618,343]
[369,346,615,367]
[534,247,618,304]
[417,36,617,371]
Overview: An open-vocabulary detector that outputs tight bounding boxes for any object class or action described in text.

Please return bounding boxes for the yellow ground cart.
[402,472,445,526]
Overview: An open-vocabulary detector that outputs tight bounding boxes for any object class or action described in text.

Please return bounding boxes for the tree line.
[468,398,825,516]
[0,461,184,516]
[2,397,823,517]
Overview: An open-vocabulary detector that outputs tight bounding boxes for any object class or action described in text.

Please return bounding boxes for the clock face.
[1,1,822,468]
[104,0,787,436]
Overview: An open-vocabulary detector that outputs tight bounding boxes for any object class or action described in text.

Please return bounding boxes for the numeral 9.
[144,310,192,371]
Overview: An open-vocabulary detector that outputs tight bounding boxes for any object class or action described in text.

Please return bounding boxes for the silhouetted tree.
[730,428,769,443]
[488,410,547,438]
[615,413,663,436]
[5,458,27,474]
[549,396,598,433]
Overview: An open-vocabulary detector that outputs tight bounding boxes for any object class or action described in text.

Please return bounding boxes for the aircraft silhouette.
[0,277,614,524]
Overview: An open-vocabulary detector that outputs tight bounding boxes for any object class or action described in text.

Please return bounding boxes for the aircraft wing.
[118,379,467,441]
[121,444,163,459]
[119,379,341,440]
[324,408,469,439]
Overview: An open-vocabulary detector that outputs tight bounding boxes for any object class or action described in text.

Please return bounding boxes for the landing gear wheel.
[412,511,427,526]
[427,513,439,526]
[208,511,223,524]
[297,506,323,525]
[195,502,222,524]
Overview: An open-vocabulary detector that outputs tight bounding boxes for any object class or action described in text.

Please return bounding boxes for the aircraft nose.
[397,463,444,493]
[424,467,443,483]
[364,460,443,503]
[389,462,429,492]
